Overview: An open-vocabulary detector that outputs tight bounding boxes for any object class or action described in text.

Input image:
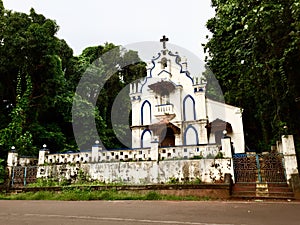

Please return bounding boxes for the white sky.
[2,0,215,60]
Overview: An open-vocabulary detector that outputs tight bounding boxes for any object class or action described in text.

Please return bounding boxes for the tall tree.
[75,44,146,149]
[205,0,300,151]
[0,6,75,156]
[0,3,146,156]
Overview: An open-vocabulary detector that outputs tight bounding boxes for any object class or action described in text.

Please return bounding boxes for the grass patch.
[0,189,211,201]
[27,178,123,188]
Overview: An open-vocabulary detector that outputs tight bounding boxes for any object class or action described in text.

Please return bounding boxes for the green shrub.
[215,152,224,159]
[0,189,212,201]
[206,153,215,159]
[167,176,179,184]
[145,191,160,200]
[192,155,203,159]
[28,178,60,187]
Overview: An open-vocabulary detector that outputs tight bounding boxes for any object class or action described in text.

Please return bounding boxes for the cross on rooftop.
[160,35,169,49]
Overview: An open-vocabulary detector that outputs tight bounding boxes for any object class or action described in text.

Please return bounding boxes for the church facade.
[130,36,245,153]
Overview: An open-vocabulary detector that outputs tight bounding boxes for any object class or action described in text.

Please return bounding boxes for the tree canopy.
[0,2,146,157]
[2,0,299,160]
[205,0,300,151]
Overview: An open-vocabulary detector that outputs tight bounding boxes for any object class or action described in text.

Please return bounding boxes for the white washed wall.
[206,99,245,153]
[37,159,234,184]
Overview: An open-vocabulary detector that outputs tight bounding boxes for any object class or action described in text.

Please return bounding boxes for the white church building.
[130,36,245,154]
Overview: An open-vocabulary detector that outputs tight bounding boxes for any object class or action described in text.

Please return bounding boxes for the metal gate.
[233,153,286,183]
[10,166,38,187]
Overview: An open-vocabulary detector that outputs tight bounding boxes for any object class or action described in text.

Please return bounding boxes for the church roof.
[148,80,176,95]
[206,118,233,133]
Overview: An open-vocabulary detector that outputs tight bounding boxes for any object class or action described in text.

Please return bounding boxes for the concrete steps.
[231,182,295,200]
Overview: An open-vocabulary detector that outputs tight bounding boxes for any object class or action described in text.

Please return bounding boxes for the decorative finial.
[160,35,169,49]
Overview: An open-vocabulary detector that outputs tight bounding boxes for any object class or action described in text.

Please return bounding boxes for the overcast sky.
[2,0,215,60]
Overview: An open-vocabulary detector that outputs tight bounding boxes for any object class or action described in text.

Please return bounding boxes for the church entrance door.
[160,127,175,147]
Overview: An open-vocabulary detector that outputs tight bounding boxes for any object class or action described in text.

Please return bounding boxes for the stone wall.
[37,158,233,184]
[6,138,233,185]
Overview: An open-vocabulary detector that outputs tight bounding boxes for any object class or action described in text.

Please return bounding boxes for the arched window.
[141,100,151,125]
[141,129,152,148]
[184,125,198,145]
[183,95,196,121]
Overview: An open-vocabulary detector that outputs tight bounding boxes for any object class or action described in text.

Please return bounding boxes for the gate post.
[24,167,27,186]
[282,135,299,183]
[255,154,262,183]
[7,147,18,188]
[11,167,15,187]
[221,137,235,182]
[221,137,232,158]
[92,141,101,162]
[38,145,50,165]
[7,148,18,167]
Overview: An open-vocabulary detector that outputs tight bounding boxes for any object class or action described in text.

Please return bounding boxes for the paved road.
[0,200,299,225]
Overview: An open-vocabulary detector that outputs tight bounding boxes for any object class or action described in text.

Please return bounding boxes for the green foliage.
[74,44,146,149]
[0,6,75,156]
[0,4,147,157]
[0,158,4,183]
[0,73,36,156]
[205,153,215,159]
[183,177,202,185]
[167,176,202,184]
[205,0,300,150]
[27,178,61,187]
[145,191,161,200]
[77,169,90,183]
[0,189,211,201]
[167,177,179,184]
[214,152,224,159]
[192,155,203,160]
[192,177,202,184]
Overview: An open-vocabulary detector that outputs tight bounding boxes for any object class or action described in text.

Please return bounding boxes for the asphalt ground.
[0,200,299,225]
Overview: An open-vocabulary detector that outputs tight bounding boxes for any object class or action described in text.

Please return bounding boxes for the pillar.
[175,133,182,146]
[7,148,18,167]
[199,119,208,144]
[221,137,235,183]
[92,141,101,162]
[150,138,159,161]
[194,83,207,120]
[221,137,232,158]
[282,135,299,182]
[38,147,50,165]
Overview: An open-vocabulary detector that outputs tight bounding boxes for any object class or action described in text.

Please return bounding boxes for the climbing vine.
[0,72,36,156]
